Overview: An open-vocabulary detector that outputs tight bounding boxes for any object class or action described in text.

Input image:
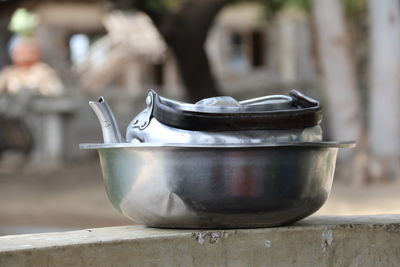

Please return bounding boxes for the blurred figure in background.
[0,8,64,171]
[0,8,63,96]
[0,37,63,96]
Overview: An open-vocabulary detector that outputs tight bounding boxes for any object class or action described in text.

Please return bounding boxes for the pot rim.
[80,141,356,150]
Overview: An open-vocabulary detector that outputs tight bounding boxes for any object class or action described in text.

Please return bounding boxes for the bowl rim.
[80,141,356,150]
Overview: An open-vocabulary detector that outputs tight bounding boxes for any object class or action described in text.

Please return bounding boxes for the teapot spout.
[89,97,123,144]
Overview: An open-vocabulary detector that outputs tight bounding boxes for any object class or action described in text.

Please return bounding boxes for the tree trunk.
[166,31,220,102]
[311,0,366,184]
[368,0,400,182]
[134,0,230,101]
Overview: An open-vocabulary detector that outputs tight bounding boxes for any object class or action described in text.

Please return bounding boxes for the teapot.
[89,89,323,145]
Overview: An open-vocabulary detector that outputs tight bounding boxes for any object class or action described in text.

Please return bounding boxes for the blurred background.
[0,0,400,235]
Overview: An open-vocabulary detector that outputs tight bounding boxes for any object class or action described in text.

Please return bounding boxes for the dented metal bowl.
[82,90,355,228]
[81,141,354,228]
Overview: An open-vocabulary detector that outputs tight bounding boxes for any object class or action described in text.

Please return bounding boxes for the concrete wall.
[0,215,399,266]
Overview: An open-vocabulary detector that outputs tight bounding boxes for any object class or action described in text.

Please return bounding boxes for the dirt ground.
[1,157,400,235]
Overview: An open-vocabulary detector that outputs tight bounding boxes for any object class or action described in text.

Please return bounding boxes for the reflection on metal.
[128,118,323,145]
[94,145,341,228]
[82,90,355,228]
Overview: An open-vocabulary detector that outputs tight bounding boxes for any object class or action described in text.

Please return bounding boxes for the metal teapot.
[89,90,323,145]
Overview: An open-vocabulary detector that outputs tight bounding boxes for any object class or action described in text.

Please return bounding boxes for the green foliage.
[259,0,310,19]
[341,0,366,17]
[165,0,187,11]
[282,0,310,10]
[140,0,187,13]
[141,0,166,12]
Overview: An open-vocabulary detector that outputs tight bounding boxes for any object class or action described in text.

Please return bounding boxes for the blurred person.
[0,37,64,171]
[0,8,66,171]
[0,37,63,96]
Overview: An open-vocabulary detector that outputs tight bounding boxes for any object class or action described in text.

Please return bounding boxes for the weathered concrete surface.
[0,215,399,267]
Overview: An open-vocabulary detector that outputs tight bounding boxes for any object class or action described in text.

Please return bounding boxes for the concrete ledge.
[1,215,400,266]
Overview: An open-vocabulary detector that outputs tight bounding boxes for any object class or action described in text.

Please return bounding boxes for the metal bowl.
[81,142,354,228]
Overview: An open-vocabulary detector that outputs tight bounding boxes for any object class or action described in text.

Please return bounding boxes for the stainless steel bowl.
[81,142,354,228]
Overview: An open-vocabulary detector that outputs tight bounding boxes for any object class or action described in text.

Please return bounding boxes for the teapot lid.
[146,90,321,131]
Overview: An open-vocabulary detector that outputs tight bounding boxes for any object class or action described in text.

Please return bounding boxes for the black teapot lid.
[148,90,322,131]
